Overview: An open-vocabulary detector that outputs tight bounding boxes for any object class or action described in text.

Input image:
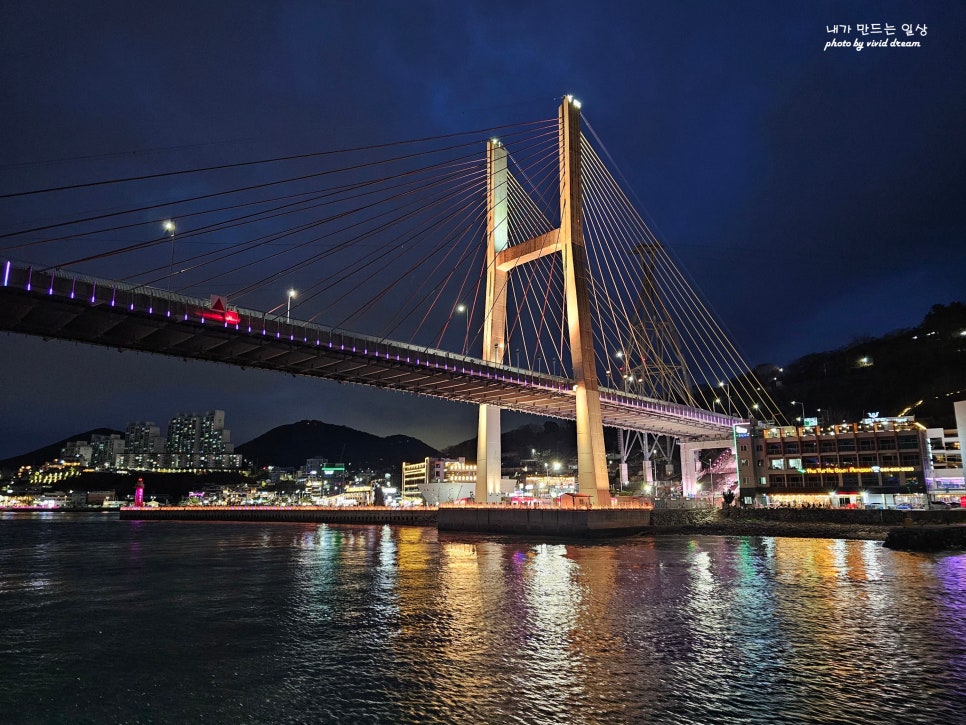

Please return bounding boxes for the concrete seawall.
[650,507,966,542]
[437,506,651,537]
[118,505,966,548]
[119,506,437,526]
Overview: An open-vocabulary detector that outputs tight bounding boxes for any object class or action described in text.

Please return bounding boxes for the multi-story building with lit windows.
[926,429,963,485]
[60,440,92,465]
[124,421,163,454]
[115,421,165,470]
[736,415,928,508]
[89,433,125,469]
[401,457,477,504]
[160,410,241,470]
[925,400,966,504]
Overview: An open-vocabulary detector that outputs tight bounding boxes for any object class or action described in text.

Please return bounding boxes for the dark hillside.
[236,419,439,470]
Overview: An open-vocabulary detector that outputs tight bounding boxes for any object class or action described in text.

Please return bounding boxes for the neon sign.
[802,466,915,474]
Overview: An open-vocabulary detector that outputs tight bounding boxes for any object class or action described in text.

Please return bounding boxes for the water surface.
[1,513,964,724]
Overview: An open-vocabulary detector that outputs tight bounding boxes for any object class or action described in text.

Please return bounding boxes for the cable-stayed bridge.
[0,97,785,505]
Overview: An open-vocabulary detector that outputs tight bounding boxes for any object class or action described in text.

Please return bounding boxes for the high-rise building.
[89,433,125,469]
[115,422,164,470]
[124,421,163,454]
[162,410,240,470]
[166,413,201,454]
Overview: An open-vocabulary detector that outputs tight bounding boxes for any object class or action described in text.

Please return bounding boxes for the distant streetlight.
[791,400,806,423]
[287,289,297,322]
[163,220,176,290]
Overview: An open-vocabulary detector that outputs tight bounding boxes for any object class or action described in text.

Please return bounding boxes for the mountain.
[751,302,966,428]
[0,428,122,472]
[235,419,439,471]
[442,420,629,467]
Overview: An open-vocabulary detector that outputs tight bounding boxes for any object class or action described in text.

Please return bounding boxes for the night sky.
[1,1,963,459]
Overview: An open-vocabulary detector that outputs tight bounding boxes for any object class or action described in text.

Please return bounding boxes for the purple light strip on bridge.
[2,261,9,287]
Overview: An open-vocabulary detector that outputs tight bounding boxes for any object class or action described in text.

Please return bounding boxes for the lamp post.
[456,303,468,353]
[287,289,296,322]
[791,400,806,423]
[163,219,176,290]
[718,381,731,415]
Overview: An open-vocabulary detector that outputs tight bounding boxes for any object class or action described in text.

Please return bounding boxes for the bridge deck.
[1,261,739,440]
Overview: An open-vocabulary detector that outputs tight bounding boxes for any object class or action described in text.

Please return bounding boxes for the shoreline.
[8,506,965,550]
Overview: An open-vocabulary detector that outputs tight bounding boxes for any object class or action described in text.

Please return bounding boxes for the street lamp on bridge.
[718,381,731,415]
[791,400,806,423]
[163,219,176,290]
[287,289,297,322]
[455,303,468,353]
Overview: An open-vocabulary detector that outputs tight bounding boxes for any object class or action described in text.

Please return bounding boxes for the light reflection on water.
[0,514,964,724]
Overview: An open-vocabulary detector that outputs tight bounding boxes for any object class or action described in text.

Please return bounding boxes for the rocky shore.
[650,508,892,540]
[652,518,891,540]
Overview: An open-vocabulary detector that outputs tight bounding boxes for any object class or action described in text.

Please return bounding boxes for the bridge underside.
[0,265,738,441]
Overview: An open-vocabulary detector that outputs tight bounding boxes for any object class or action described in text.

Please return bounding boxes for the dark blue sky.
[1,1,963,458]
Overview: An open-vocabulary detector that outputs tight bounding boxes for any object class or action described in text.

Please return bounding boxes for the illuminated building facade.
[401,457,476,503]
[125,421,163,454]
[159,410,241,470]
[60,440,92,465]
[89,433,125,469]
[736,415,928,508]
[115,421,165,470]
[925,400,966,503]
[303,459,347,498]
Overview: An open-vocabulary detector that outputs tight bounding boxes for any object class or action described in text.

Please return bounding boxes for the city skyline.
[1,2,964,458]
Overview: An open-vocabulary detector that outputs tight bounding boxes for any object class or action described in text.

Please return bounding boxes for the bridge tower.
[476,96,611,506]
[475,139,509,503]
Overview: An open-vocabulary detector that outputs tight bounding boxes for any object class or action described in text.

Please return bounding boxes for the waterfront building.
[401,457,477,504]
[302,460,347,498]
[925,399,966,504]
[736,415,928,508]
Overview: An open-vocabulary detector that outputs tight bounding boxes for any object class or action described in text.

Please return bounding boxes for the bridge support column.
[476,140,509,504]
[680,443,701,499]
[680,438,735,499]
[560,97,611,507]
[477,404,502,503]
